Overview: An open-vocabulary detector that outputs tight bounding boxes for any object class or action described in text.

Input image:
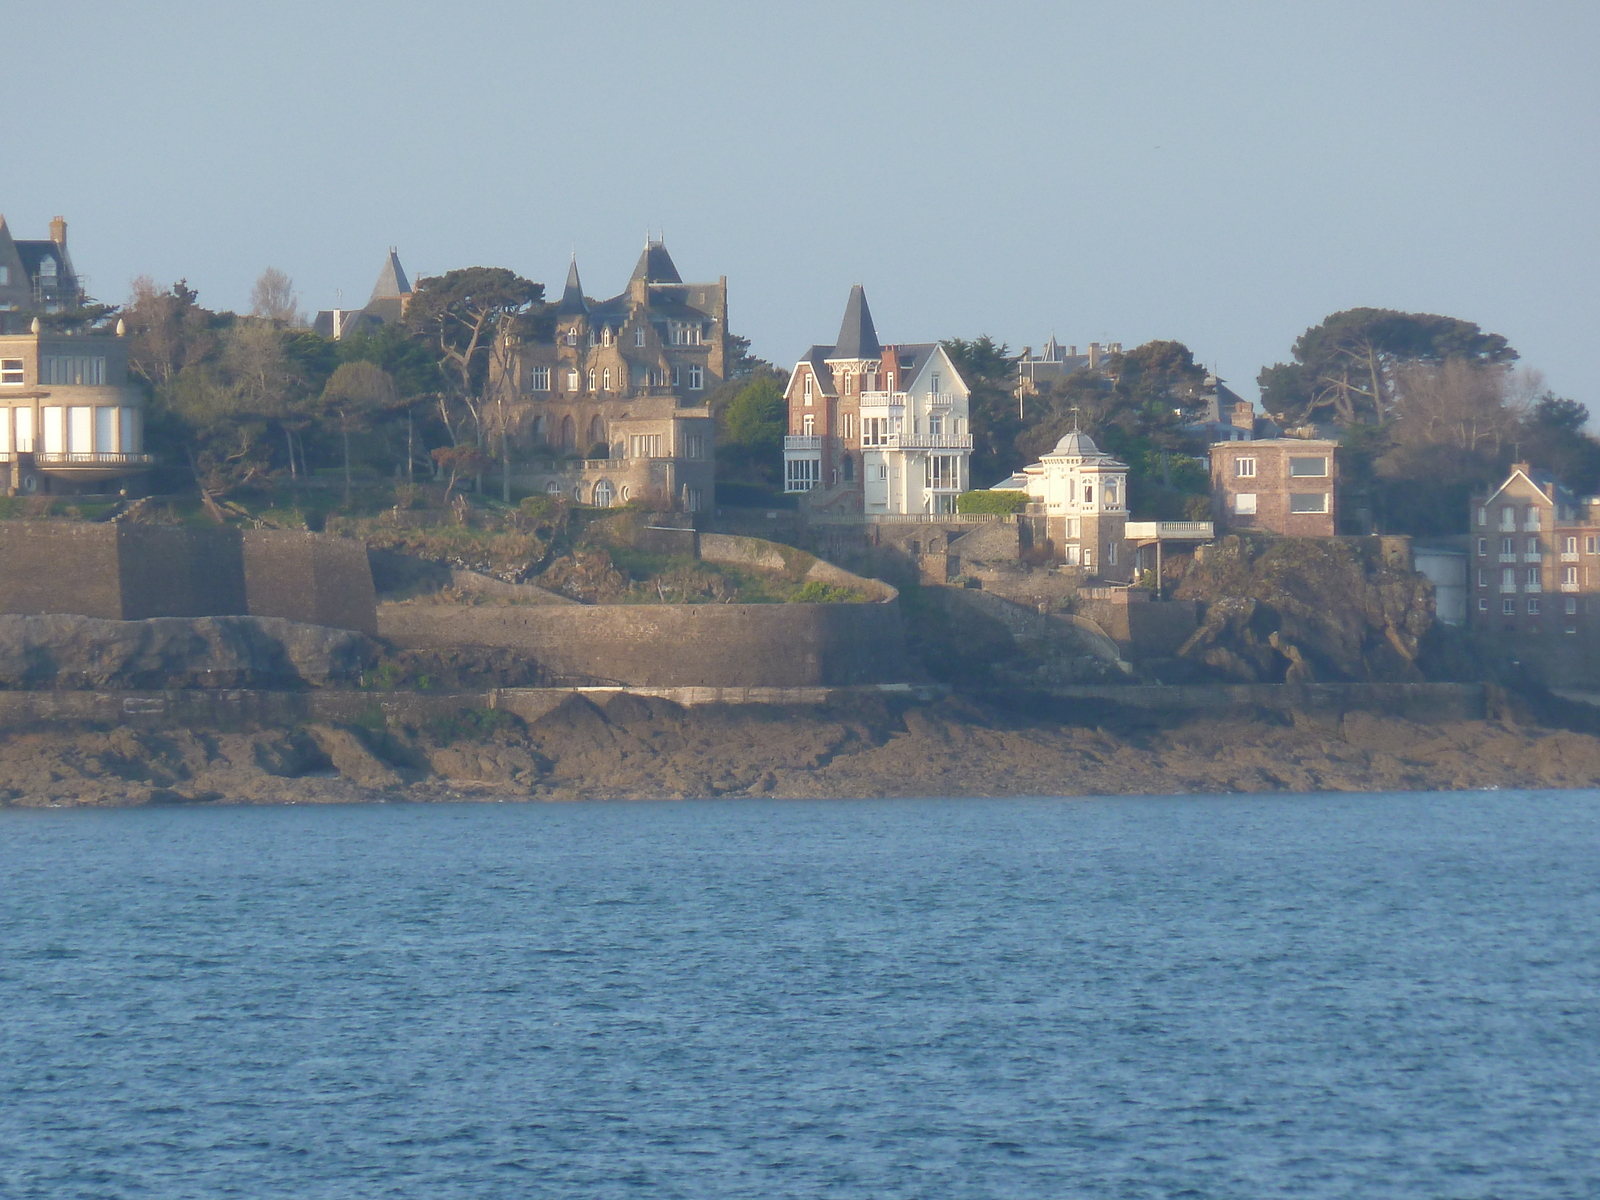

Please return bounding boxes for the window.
[94,406,115,453]
[629,434,662,459]
[804,375,813,402]
[41,357,105,386]
[1105,481,1118,507]
[785,456,821,492]
[1566,536,1579,554]
[1527,566,1541,586]
[1478,598,1489,612]
[926,455,960,489]
[1234,492,1257,515]
[688,366,703,390]
[802,414,815,436]
[1527,508,1542,529]
[1477,506,1487,526]
[1235,457,1256,478]
[635,327,645,347]
[1500,507,1516,530]
[1501,567,1515,588]
[1568,597,1579,615]
[1107,542,1118,566]
[565,329,577,346]
[842,413,854,440]
[603,328,613,347]
[842,454,854,482]
[39,258,56,278]
[1477,538,1487,556]
[684,435,706,460]
[0,359,22,385]
[1502,599,1515,615]
[566,369,579,391]
[1528,598,1541,615]
[587,369,596,391]
[1501,537,1514,556]
[592,479,614,507]
[1590,537,1600,555]
[14,407,32,451]
[530,366,550,391]
[1527,537,1541,556]
[1288,456,1327,477]
[1565,566,1579,586]
[1289,493,1329,513]
[41,406,64,455]
[931,373,940,395]
[1477,569,1486,587]
[685,487,702,512]
[862,417,888,447]
[1082,548,1093,568]
[671,365,682,387]
[600,368,610,392]
[928,415,942,437]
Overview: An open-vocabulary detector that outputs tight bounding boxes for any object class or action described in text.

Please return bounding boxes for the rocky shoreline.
[2,692,1598,807]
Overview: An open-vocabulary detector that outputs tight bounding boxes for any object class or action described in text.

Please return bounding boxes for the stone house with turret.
[489,240,719,511]
[782,286,973,515]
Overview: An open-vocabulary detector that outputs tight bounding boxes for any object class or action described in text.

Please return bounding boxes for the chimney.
[1088,342,1102,368]
[49,216,66,245]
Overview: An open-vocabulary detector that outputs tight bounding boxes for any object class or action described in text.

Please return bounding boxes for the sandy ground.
[0,692,1594,806]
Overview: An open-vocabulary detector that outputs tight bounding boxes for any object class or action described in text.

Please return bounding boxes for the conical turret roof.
[557,257,588,315]
[369,249,411,302]
[831,285,881,360]
[630,240,682,284]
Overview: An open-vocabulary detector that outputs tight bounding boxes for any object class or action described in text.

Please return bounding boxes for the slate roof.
[557,258,588,316]
[631,241,682,284]
[829,285,881,359]
[369,249,410,302]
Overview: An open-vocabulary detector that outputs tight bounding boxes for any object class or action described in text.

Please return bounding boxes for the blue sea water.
[0,793,1596,1199]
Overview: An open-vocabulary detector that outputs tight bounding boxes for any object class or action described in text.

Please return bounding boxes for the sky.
[4,1,1597,404]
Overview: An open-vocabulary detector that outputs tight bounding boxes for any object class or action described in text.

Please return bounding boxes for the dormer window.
[603,328,613,346]
[39,258,57,278]
[565,329,577,346]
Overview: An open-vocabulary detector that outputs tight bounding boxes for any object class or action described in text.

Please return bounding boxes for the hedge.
[955,489,1029,515]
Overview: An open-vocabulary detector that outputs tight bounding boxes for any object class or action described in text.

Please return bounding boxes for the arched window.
[602,368,611,392]
[566,369,579,391]
[603,327,613,347]
[620,485,631,502]
[588,415,605,448]
[545,480,562,495]
[573,484,585,502]
[587,369,596,392]
[593,479,614,508]
[532,414,547,444]
[1084,484,1093,505]
[565,329,577,346]
[559,415,575,451]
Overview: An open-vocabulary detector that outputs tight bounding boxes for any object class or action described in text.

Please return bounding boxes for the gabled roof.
[829,285,881,360]
[1484,465,1573,510]
[557,258,588,316]
[631,240,682,284]
[369,249,410,302]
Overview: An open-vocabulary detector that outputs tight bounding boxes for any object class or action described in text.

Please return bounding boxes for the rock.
[1174,536,1435,684]
[0,614,379,690]
[305,725,403,789]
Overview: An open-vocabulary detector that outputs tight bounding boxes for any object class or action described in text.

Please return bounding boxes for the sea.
[1,791,1596,1199]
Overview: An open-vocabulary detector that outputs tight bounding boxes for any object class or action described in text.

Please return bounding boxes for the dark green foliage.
[1258,308,1518,427]
[942,336,1016,486]
[789,580,866,604]
[955,489,1028,515]
[716,371,787,494]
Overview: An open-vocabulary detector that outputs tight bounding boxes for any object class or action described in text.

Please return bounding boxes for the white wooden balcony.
[1561,582,1581,593]
[1527,582,1543,593]
[883,432,972,450]
[1524,553,1543,563]
[1125,521,1215,541]
[783,435,824,451]
[1499,554,1517,563]
[1562,552,1580,562]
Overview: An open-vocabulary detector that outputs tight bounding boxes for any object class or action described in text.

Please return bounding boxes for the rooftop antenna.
[1070,406,1082,431]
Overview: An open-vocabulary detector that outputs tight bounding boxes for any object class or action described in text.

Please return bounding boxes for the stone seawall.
[377,601,912,687]
[0,522,376,633]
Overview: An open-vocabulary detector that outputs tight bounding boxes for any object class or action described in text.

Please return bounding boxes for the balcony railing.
[1501,584,1517,594]
[1125,520,1215,540]
[1562,552,1580,562]
[33,452,156,467]
[1527,582,1543,593]
[859,391,905,406]
[784,435,824,451]
[872,433,974,451]
[1562,582,1581,593]
[928,392,955,406]
[1524,553,1543,563]
[1499,554,1517,563]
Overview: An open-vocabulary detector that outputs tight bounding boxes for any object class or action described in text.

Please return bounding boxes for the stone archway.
[559,415,575,451]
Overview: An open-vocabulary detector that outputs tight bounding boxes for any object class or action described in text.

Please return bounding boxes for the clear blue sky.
[6,1,1596,404]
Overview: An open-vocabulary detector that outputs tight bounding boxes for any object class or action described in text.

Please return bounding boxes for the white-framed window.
[592,479,614,507]
[1083,484,1093,504]
[926,454,959,489]
[1500,507,1516,530]
[1289,493,1328,513]
[671,365,682,388]
[39,258,56,278]
[1501,567,1515,588]
[1565,566,1579,586]
[802,414,815,435]
[1502,598,1515,615]
[565,329,577,346]
[1235,457,1256,478]
[842,413,854,440]
[804,374,813,403]
[1234,492,1257,515]
[688,365,703,390]
[1289,456,1328,477]
[685,487,702,512]
[566,369,579,391]
[862,417,887,447]
[41,356,105,386]
[41,406,64,454]
[1566,597,1579,615]
[1477,537,1487,555]
[1528,598,1541,614]
[1064,545,1080,565]
[1527,566,1541,586]
[1082,547,1093,569]
[634,327,645,347]
[1501,537,1514,556]
[545,481,562,495]
[0,359,22,385]
[1476,506,1487,526]
[601,368,611,391]
[603,327,613,347]
[1477,569,1486,587]
[1105,481,1119,507]
[1565,536,1578,554]
[629,434,662,459]
[785,456,821,492]
[1527,508,1542,529]
[530,366,550,391]
[683,435,706,459]
[1528,537,1541,556]
[1478,598,1489,611]
[1589,536,1599,555]
[15,406,33,451]
[587,369,596,391]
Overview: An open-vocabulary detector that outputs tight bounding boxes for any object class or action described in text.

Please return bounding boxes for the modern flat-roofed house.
[0,321,153,494]
[782,286,973,515]
[1210,439,1337,536]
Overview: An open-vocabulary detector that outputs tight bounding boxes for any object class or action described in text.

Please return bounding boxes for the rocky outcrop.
[0,614,378,690]
[1173,536,1434,683]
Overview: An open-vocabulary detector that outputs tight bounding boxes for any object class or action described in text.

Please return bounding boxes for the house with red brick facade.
[1209,439,1337,537]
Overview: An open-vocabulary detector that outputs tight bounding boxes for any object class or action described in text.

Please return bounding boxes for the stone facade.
[782,287,973,515]
[493,241,722,512]
[1210,439,1337,537]
[994,429,1132,580]
[0,215,83,316]
[1465,465,1600,675]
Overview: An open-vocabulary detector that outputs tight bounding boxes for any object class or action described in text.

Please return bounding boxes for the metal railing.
[880,433,973,450]
[1125,520,1215,540]
[33,452,156,467]
[783,435,824,451]
[1561,582,1581,593]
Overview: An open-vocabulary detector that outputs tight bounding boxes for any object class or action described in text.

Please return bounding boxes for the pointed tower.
[630,239,682,284]
[369,248,411,303]
[831,285,881,361]
[557,257,588,316]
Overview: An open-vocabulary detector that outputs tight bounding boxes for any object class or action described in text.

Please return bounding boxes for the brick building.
[1210,439,1337,537]
[1467,464,1600,636]
[491,240,720,511]
[782,286,973,515]
[0,215,84,316]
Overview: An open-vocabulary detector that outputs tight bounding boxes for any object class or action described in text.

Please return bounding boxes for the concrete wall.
[378,601,911,687]
[1077,593,1200,659]
[0,521,376,632]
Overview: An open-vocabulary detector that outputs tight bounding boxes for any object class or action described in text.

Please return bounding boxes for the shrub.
[955,489,1028,515]
[789,580,865,603]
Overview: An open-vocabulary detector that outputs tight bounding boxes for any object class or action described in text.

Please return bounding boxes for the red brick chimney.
[49,216,66,245]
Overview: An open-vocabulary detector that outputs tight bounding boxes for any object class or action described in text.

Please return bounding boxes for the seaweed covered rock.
[1172,536,1434,682]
